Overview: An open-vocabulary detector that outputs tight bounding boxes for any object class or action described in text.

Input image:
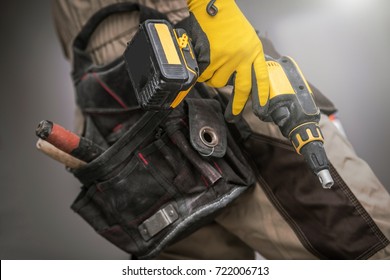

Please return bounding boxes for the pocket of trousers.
[244,132,389,259]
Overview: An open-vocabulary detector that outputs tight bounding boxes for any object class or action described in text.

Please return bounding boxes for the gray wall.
[0,1,129,259]
[0,0,389,259]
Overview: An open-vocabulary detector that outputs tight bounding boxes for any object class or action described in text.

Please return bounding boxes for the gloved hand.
[185,0,270,121]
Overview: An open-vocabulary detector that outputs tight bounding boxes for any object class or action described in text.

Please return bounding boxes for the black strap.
[72,2,168,80]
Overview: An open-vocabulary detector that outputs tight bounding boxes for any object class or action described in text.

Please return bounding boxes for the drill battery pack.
[124,20,199,110]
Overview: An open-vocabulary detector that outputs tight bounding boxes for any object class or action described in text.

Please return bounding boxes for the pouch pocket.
[71,154,177,255]
[137,98,254,209]
[70,98,255,259]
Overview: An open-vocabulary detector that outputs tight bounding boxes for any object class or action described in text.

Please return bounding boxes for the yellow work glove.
[185,0,270,121]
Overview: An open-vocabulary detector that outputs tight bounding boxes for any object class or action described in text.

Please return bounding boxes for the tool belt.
[69,3,255,259]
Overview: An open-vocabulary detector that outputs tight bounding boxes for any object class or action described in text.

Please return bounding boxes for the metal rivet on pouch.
[199,126,219,148]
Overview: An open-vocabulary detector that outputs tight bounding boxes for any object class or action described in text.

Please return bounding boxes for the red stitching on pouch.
[112,123,123,132]
[213,161,223,174]
[200,175,209,187]
[92,72,128,109]
[138,152,149,165]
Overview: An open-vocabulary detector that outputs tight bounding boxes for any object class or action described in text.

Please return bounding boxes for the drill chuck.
[300,141,334,188]
[317,169,334,189]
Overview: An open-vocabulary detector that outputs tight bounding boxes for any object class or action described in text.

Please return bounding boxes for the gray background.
[0,0,389,259]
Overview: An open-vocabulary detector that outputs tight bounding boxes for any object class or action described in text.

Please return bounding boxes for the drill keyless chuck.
[317,169,334,189]
[300,141,334,189]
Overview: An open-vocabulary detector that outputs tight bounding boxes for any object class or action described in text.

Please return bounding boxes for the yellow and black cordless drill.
[124,20,333,189]
[264,55,334,188]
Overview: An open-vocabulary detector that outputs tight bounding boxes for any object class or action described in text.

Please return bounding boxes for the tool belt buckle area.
[69,93,255,259]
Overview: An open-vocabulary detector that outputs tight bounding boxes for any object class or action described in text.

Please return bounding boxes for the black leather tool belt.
[69,3,255,259]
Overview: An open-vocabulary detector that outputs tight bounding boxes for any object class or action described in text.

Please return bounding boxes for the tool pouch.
[68,3,254,259]
[71,98,254,259]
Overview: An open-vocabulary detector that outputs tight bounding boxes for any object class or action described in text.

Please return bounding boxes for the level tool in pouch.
[124,20,199,110]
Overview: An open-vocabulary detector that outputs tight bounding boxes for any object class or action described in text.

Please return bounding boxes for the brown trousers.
[52,0,390,259]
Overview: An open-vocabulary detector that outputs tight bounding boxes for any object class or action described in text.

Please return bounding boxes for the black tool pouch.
[68,3,255,259]
[71,98,254,259]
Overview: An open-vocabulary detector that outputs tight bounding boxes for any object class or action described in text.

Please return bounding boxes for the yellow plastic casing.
[266,57,313,98]
[154,23,182,65]
[170,31,198,108]
[267,60,295,99]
